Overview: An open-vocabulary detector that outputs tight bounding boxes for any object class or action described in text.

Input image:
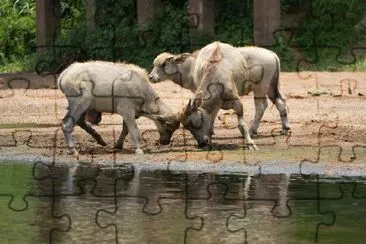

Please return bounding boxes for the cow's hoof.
[135,149,144,155]
[114,142,123,150]
[249,129,257,138]
[250,132,258,138]
[98,141,107,146]
[246,144,258,150]
[114,144,123,150]
[198,144,212,150]
[281,129,290,136]
[68,149,79,159]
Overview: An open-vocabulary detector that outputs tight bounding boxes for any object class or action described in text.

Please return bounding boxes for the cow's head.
[154,113,181,145]
[180,99,211,147]
[149,52,191,83]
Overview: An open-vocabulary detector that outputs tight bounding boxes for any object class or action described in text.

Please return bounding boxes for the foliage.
[293,0,366,70]
[214,0,253,46]
[0,0,35,71]
[0,0,365,72]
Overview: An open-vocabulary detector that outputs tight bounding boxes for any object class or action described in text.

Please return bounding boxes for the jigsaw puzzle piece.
[186,172,251,200]
[299,120,366,168]
[96,167,201,244]
[0,160,44,211]
[110,166,186,214]
[184,172,271,243]
[51,190,115,243]
[52,125,122,163]
[283,175,339,242]
[32,160,103,197]
[185,183,247,244]
[226,173,290,243]
[315,177,366,243]
[0,130,17,149]
[0,161,70,243]
[227,174,337,243]
[0,194,70,243]
[0,75,61,124]
[96,196,201,244]
[0,129,40,157]
[0,157,89,211]
[49,163,132,242]
[227,200,286,244]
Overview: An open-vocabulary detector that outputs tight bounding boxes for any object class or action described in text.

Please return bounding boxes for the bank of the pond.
[0,154,365,177]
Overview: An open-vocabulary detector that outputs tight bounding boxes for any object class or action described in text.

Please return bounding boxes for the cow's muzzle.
[159,138,170,145]
[148,74,159,83]
[197,136,209,148]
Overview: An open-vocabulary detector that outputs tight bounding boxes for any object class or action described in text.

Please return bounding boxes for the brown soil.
[0,72,366,170]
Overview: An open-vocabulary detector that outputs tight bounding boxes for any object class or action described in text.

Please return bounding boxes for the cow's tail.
[268,55,285,104]
[57,66,69,90]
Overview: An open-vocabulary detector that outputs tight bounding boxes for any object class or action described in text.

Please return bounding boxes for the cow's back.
[58,61,159,113]
[237,47,278,96]
[194,42,249,99]
[238,47,277,67]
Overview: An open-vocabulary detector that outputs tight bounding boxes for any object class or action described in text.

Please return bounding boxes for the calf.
[58,61,180,156]
[149,46,290,137]
[155,42,258,149]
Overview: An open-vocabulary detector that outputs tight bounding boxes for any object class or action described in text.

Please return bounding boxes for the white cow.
[149,45,290,138]
[58,61,180,156]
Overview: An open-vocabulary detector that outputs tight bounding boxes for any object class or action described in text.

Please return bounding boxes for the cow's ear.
[191,92,202,111]
[191,98,200,111]
[163,56,174,66]
[156,115,167,123]
[157,114,179,125]
[174,53,191,63]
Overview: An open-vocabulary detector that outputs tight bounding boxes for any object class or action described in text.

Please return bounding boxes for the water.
[1,160,366,244]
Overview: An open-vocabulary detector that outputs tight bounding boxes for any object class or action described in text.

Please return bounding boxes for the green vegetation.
[293,0,366,71]
[0,161,54,243]
[0,0,35,72]
[0,0,365,73]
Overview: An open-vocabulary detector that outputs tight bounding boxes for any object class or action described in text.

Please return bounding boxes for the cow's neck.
[199,95,222,114]
[178,57,197,92]
[155,97,172,116]
[141,97,172,123]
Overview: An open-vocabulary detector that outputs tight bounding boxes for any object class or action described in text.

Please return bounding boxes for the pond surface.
[1,160,366,244]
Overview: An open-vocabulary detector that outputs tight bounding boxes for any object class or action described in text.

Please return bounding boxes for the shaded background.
[0,0,365,73]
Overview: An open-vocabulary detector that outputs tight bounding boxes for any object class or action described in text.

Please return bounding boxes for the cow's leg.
[121,113,143,154]
[209,108,220,137]
[115,120,129,149]
[62,111,78,156]
[250,97,268,137]
[232,99,258,150]
[62,98,91,156]
[76,113,107,146]
[270,96,290,135]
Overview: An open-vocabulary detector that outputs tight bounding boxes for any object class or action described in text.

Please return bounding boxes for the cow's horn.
[185,99,192,114]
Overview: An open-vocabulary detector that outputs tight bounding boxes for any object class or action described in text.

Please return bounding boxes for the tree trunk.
[137,0,160,28]
[253,0,281,46]
[86,0,96,35]
[188,0,215,46]
[36,0,61,52]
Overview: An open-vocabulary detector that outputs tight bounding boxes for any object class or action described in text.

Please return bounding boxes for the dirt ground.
[0,71,366,173]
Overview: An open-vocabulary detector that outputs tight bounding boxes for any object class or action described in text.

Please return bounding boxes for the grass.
[342,57,366,71]
[0,55,35,73]
[0,123,60,129]
[0,62,26,73]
